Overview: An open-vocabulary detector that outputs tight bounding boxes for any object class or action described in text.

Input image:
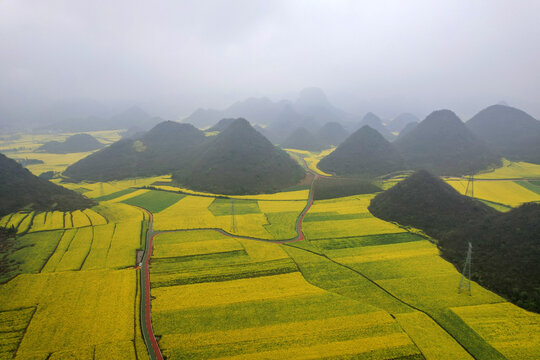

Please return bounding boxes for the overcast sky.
[1,0,539,123]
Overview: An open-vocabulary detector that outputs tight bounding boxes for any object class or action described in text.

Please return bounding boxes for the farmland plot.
[0,270,137,359]
[149,230,422,359]
[447,179,540,207]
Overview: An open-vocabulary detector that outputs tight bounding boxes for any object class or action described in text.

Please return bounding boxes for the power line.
[458,242,472,295]
[465,174,474,198]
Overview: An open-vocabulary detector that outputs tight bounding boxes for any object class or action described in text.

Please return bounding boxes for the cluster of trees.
[369,170,539,312]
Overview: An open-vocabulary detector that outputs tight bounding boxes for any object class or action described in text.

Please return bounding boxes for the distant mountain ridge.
[357,112,395,141]
[183,88,358,143]
[388,113,420,133]
[64,121,206,181]
[280,127,326,152]
[467,104,540,164]
[66,119,305,194]
[0,154,95,216]
[42,106,163,132]
[316,122,349,147]
[207,118,238,132]
[37,134,103,153]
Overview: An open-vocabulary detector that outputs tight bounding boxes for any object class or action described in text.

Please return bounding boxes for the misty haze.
[1,1,539,360]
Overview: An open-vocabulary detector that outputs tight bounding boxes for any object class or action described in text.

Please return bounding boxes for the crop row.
[0,270,137,358]
[151,258,298,288]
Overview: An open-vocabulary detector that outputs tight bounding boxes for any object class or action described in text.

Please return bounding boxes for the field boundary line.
[283,243,506,360]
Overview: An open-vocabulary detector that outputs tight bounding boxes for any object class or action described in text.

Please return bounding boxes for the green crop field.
[1,139,539,360]
[122,189,185,213]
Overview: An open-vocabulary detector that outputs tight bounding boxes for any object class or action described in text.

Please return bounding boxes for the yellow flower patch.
[152,272,326,311]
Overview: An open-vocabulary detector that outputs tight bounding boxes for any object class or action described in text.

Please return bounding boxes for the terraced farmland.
[0,198,149,359]
[140,178,539,360]
[1,139,539,359]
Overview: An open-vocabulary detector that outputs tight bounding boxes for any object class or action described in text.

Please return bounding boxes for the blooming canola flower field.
[0,140,539,360]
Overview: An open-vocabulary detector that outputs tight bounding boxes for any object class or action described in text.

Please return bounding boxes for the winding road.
[136,157,494,359]
[138,158,322,359]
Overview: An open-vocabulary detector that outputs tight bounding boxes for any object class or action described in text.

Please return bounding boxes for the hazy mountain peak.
[389,113,420,132]
[361,112,383,125]
[467,104,540,163]
[316,122,349,146]
[221,117,253,133]
[318,124,404,177]
[295,87,331,108]
[395,109,501,175]
[281,126,326,151]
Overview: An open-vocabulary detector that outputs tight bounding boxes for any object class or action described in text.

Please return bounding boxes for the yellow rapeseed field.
[159,311,419,360]
[308,194,374,214]
[152,272,326,311]
[153,196,272,238]
[63,212,73,228]
[16,212,35,233]
[395,312,474,360]
[378,273,503,310]
[0,307,35,359]
[54,226,93,271]
[81,224,116,270]
[83,209,107,225]
[476,159,540,179]
[11,270,136,358]
[150,184,310,200]
[304,217,405,239]
[286,148,335,176]
[154,238,243,258]
[102,189,148,203]
[447,179,540,206]
[451,302,540,360]
[94,341,137,360]
[210,333,414,360]
[0,212,32,232]
[106,221,142,268]
[22,151,94,176]
[334,240,439,264]
[236,238,289,261]
[41,229,77,273]
[257,200,306,213]
[233,189,310,201]
[93,203,144,223]
[63,175,168,199]
[164,311,395,347]
[71,210,92,228]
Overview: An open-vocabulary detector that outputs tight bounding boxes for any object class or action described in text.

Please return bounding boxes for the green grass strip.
[122,190,185,213]
[515,180,540,195]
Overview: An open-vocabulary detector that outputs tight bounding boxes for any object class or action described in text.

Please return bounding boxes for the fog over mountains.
[2,2,540,129]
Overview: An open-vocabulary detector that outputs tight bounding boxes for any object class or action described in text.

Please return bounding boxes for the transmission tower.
[458,242,472,295]
[230,199,237,233]
[464,174,474,198]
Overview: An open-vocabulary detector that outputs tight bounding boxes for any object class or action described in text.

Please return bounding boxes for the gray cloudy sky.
[1,0,539,123]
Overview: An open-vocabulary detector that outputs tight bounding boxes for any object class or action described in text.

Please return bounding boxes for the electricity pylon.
[458,242,472,295]
[465,174,474,198]
[230,199,237,233]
